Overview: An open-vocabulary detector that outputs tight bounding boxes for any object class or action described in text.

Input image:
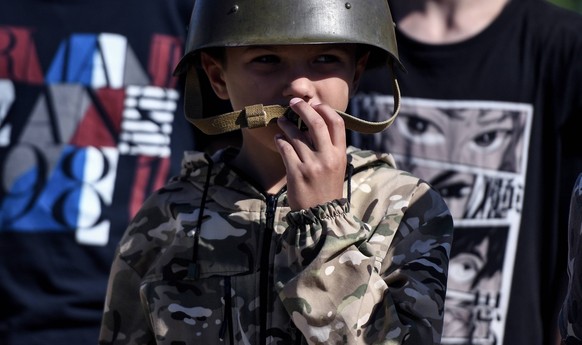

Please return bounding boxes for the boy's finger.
[288,98,332,150]
[312,103,346,147]
[277,116,315,159]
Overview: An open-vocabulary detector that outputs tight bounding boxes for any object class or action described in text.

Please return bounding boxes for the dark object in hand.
[283,107,308,131]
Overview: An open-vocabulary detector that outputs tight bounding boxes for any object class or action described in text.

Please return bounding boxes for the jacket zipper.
[219,276,234,344]
[260,192,282,345]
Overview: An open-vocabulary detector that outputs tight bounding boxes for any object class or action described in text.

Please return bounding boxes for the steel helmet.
[175,0,404,135]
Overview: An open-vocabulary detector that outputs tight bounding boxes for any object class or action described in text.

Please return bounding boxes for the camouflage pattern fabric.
[99,146,453,345]
[560,173,582,345]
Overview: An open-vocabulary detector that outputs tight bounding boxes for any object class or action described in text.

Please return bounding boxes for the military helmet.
[175,0,404,135]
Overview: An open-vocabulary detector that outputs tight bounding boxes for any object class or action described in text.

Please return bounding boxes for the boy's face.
[202,44,367,114]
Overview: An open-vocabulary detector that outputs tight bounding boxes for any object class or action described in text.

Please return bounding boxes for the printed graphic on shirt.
[0,29,182,246]
[351,96,533,345]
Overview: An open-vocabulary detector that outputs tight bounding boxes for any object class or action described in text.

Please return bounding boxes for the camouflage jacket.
[560,173,582,345]
[99,146,453,345]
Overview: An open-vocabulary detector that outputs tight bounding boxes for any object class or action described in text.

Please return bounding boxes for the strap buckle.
[244,104,268,128]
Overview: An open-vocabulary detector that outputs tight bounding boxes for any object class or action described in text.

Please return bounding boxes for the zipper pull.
[218,320,227,341]
[186,229,200,280]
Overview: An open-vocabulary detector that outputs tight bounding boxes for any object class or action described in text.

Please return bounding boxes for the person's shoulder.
[133,148,237,230]
[509,1,582,74]
[347,146,397,170]
[115,151,215,263]
[347,148,452,238]
[113,178,205,276]
[526,1,582,20]
[347,146,436,197]
[523,1,582,37]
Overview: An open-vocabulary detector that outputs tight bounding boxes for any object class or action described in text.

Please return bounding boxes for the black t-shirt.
[0,0,197,343]
[350,1,582,344]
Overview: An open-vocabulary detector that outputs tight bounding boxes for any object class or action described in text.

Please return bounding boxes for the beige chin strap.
[184,67,401,135]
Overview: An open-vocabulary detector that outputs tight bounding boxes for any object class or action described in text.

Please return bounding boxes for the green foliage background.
[548,0,582,12]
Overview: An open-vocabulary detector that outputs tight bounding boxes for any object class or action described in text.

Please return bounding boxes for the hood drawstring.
[186,153,214,281]
[346,162,354,204]
[182,154,234,342]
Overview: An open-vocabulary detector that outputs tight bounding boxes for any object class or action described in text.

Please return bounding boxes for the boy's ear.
[350,51,370,97]
[200,52,230,100]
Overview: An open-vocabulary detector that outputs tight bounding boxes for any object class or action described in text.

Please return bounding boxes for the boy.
[99,0,453,344]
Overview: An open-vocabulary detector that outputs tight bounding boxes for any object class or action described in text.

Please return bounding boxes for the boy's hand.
[275,98,347,211]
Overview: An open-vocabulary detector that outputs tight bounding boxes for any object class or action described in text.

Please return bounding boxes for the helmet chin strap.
[184,67,401,135]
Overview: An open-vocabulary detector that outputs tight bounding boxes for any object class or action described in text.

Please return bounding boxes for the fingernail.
[289,98,302,106]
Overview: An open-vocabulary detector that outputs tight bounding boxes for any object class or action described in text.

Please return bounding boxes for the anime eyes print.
[397,111,513,152]
[392,107,514,169]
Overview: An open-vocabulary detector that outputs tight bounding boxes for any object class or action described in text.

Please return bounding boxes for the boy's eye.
[252,55,279,64]
[314,55,340,63]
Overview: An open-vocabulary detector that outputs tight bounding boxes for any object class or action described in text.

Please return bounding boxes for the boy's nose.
[282,77,315,103]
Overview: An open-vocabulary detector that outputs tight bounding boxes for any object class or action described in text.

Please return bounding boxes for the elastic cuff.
[285,199,349,226]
